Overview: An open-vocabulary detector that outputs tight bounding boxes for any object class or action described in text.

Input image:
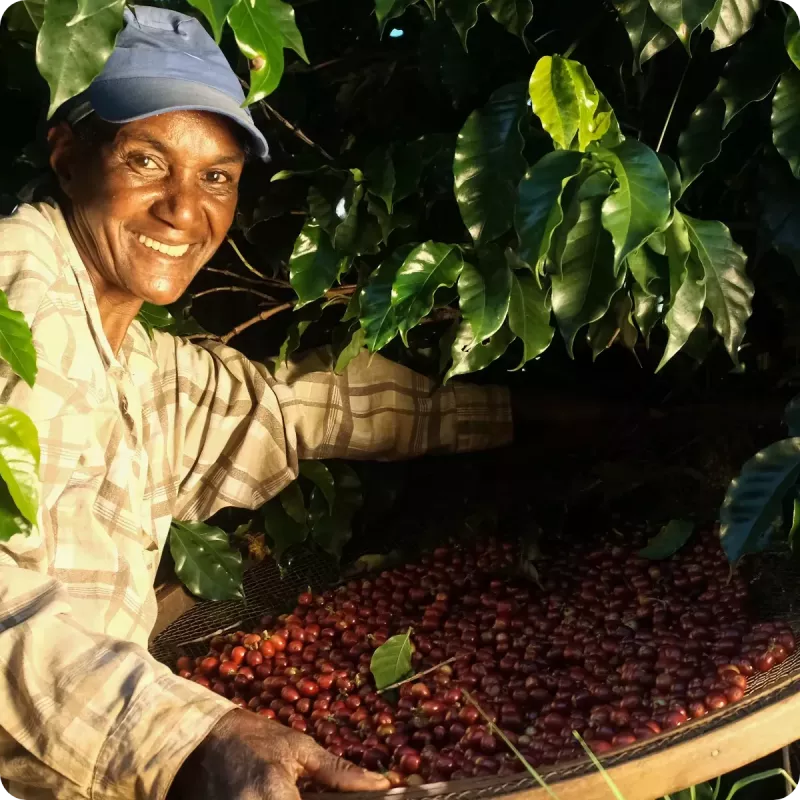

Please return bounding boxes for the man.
[0,7,511,799]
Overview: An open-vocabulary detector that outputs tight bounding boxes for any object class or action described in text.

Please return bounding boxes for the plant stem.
[258,100,335,162]
[205,267,285,287]
[572,731,625,800]
[461,689,561,800]
[657,58,690,152]
[221,302,294,344]
[377,655,461,694]
[226,237,273,281]
[193,286,278,303]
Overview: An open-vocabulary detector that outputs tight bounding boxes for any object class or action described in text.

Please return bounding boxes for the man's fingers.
[260,766,303,800]
[300,744,391,792]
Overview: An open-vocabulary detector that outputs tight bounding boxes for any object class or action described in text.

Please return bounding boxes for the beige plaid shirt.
[0,202,511,800]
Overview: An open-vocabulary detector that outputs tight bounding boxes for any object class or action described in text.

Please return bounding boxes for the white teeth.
[137,234,190,257]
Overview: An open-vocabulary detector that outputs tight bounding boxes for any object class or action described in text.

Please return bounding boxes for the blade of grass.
[724,768,796,800]
[711,777,721,800]
[572,731,627,800]
[461,690,561,800]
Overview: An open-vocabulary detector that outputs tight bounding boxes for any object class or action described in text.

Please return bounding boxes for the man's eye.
[129,155,159,170]
[206,170,230,184]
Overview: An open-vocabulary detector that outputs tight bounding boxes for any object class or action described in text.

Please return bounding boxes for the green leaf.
[310,462,362,561]
[441,0,486,49]
[648,0,718,50]
[186,0,237,43]
[508,267,554,368]
[786,11,800,70]
[264,0,308,62]
[612,0,676,70]
[0,478,34,543]
[37,0,125,118]
[597,140,672,271]
[702,0,761,51]
[720,439,800,562]
[658,213,704,370]
[586,289,638,360]
[529,56,620,152]
[515,150,586,272]
[289,221,342,307]
[280,481,307,525]
[0,407,39,527]
[659,153,683,220]
[299,461,336,512]
[332,184,383,256]
[228,0,286,105]
[773,68,800,180]
[445,322,515,381]
[550,172,624,356]
[678,94,727,192]
[454,82,527,248]
[364,147,396,214]
[359,245,413,352]
[278,304,321,367]
[169,520,244,600]
[724,770,797,800]
[13,0,46,31]
[0,291,37,387]
[137,302,175,340]
[457,251,512,341]
[639,519,694,559]
[684,215,753,363]
[262,497,309,563]
[391,242,464,345]
[632,282,659,345]
[333,323,366,374]
[375,0,418,37]
[485,0,533,44]
[393,139,426,203]
[370,629,415,689]
[627,245,669,298]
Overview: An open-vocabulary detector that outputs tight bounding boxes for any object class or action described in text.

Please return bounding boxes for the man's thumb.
[301,746,391,792]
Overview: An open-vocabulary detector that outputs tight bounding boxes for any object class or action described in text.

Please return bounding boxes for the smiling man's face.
[53,109,245,307]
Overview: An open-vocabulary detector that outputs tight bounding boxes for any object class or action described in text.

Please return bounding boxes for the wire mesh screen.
[148,540,800,799]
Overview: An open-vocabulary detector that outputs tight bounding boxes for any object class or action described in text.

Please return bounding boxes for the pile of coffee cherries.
[174,528,795,786]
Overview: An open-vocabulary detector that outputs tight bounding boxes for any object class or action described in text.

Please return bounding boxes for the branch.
[221,302,294,344]
[257,100,334,162]
[377,655,461,694]
[226,237,277,283]
[193,286,278,303]
[205,267,285,287]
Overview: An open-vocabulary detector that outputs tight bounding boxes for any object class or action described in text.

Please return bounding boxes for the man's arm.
[156,335,512,521]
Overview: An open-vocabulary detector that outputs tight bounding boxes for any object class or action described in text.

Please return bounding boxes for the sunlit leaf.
[185,0,237,43]
[457,250,512,341]
[445,322,515,381]
[454,82,527,247]
[289,221,342,307]
[612,0,676,70]
[264,0,308,62]
[169,520,243,600]
[632,283,659,345]
[0,478,33,543]
[359,245,414,352]
[333,322,367,374]
[391,242,464,344]
[702,0,761,51]
[0,291,37,387]
[627,245,669,298]
[648,0,718,50]
[0,407,39,528]
[787,11,800,70]
[507,265,553,368]
[371,629,414,689]
[586,289,638,360]
[773,68,800,180]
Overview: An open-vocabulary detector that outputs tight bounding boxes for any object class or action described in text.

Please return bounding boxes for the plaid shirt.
[0,202,512,800]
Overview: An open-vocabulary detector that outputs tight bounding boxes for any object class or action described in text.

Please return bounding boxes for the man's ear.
[47,122,80,198]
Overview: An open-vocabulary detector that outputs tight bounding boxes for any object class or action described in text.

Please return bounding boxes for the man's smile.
[136,233,192,258]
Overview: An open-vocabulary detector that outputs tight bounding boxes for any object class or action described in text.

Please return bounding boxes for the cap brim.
[88,77,269,160]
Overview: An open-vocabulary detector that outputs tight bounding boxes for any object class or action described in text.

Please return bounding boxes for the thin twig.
[221,302,294,344]
[657,58,690,152]
[258,100,334,162]
[783,745,793,797]
[226,237,272,281]
[205,267,285,287]
[193,286,278,303]
[377,655,461,694]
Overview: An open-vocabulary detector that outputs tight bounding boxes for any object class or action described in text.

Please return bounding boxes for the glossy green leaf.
[441,0,486,49]
[280,481,307,525]
[332,184,383,256]
[454,83,527,247]
[359,245,413,352]
[586,289,638,360]
[371,629,414,689]
[508,268,554,368]
[678,94,727,192]
[648,0,718,50]
[639,519,694,559]
[786,12,800,70]
[37,0,125,117]
[262,497,309,562]
[485,0,533,44]
[333,323,367,374]
[0,478,34,543]
[266,0,308,61]
[550,173,624,356]
[684,215,752,363]
[702,0,761,51]
[0,407,39,527]
[627,245,669,298]
[658,153,682,221]
[228,0,285,104]
[457,251,512,341]
[720,439,800,562]
[364,147,396,214]
[0,291,37,387]
[299,461,336,512]
[375,0,418,36]
[169,520,244,600]
[310,462,362,561]
[597,140,671,270]
[445,322,514,381]
[632,283,659,345]
[186,0,237,43]
[612,0,676,70]
[137,302,175,340]
[515,150,586,271]
[657,214,704,370]
[392,243,464,344]
[289,221,342,307]
[14,0,45,31]
[773,68,800,180]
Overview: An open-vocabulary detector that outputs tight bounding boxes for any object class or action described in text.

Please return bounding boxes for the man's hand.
[169,710,391,800]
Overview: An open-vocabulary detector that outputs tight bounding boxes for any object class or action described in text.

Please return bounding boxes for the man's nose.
[151,174,201,231]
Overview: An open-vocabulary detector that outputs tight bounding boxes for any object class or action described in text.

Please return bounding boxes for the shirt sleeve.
[0,242,234,799]
[157,336,512,521]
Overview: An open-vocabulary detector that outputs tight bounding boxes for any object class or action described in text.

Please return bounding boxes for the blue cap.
[62,6,269,160]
